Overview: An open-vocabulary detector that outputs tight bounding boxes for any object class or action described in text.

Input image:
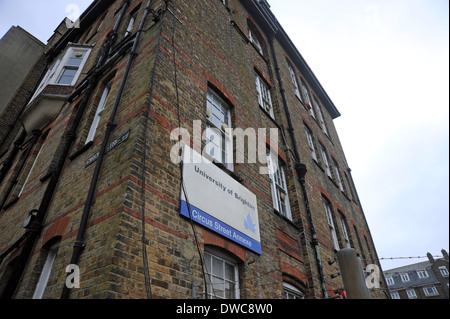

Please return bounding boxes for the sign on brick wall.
[180,146,261,254]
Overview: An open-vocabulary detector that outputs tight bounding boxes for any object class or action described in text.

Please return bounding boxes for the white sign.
[180,146,261,254]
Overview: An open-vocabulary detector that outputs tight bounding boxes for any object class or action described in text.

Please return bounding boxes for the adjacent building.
[384,250,449,299]
[0,0,386,299]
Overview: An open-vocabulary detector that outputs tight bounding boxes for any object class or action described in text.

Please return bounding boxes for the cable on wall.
[139,2,170,300]
[168,1,212,299]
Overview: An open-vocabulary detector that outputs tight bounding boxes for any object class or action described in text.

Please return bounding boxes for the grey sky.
[1,0,448,271]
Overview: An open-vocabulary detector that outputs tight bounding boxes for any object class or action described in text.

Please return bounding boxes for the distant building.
[384,250,449,299]
[0,26,45,156]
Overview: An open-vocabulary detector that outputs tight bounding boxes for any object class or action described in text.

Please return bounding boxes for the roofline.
[242,0,341,119]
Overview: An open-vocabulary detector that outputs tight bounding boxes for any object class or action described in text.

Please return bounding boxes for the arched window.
[282,280,306,299]
[247,20,265,56]
[204,247,240,299]
[32,237,61,299]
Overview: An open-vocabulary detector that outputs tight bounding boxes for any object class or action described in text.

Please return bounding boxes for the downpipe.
[268,36,328,299]
[61,0,155,299]
[0,1,130,300]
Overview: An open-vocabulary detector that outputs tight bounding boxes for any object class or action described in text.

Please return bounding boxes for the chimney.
[427,253,435,263]
[442,249,449,261]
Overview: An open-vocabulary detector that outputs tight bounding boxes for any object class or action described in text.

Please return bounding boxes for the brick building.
[0,0,387,299]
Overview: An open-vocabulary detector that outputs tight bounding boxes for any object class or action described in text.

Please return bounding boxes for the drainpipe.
[61,0,155,299]
[268,37,328,298]
[0,1,130,300]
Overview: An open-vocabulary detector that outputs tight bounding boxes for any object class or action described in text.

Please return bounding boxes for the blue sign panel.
[180,200,262,255]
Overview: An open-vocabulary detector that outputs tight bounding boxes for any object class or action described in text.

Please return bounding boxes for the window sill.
[272,208,300,230]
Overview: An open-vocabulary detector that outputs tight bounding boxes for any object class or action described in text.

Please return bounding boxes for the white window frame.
[423,286,438,297]
[386,277,394,285]
[305,127,318,161]
[406,289,417,299]
[339,214,351,248]
[33,240,60,299]
[417,269,429,279]
[249,28,263,55]
[255,74,274,119]
[283,283,305,299]
[333,159,344,192]
[439,266,449,277]
[319,144,332,178]
[301,79,314,117]
[86,81,112,144]
[18,142,44,198]
[390,291,400,299]
[267,152,292,220]
[31,45,91,102]
[204,249,239,299]
[323,200,340,250]
[205,89,233,170]
[313,96,328,135]
[400,273,410,282]
[287,62,301,99]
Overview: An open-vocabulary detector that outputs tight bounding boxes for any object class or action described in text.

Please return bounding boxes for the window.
[300,79,314,117]
[249,28,263,55]
[323,199,339,250]
[205,89,233,170]
[386,277,394,285]
[86,80,112,144]
[406,289,417,299]
[33,240,61,299]
[125,4,140,37]
[390,292,400,299]
[304,126,318,161]
[439,266,449,277]
[400,273,410,282]
[417,270,429,279]
[283,283,305,299]
[267,152,292,220]
[31,45,91,101]
[423,286,439,297]
[319,144,332,177]
[287,61,301,99]
[339,213,351,248]
[18,141,44,197]
[255,74,274,118]
[312,96,328,135]
[333,159,344,192]
[204,250,239,299]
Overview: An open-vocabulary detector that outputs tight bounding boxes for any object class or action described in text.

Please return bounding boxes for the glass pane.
[204,253,211,274]
[58,68,77,85]
[211,276,224,298]
[225,263,234,281]
[67,50,86,67]
[225,281,235,299]
[212,257,223,277]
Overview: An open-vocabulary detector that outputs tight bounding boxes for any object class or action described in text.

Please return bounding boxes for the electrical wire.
[169,1,212,299]
[139,2,168,300]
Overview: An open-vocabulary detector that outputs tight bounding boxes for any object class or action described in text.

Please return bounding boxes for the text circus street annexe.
[0,0,386,299]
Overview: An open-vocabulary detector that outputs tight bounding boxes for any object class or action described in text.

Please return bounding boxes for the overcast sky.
[1,1,448,271]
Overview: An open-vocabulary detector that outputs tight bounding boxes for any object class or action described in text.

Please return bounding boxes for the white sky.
[1,0,448,271]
